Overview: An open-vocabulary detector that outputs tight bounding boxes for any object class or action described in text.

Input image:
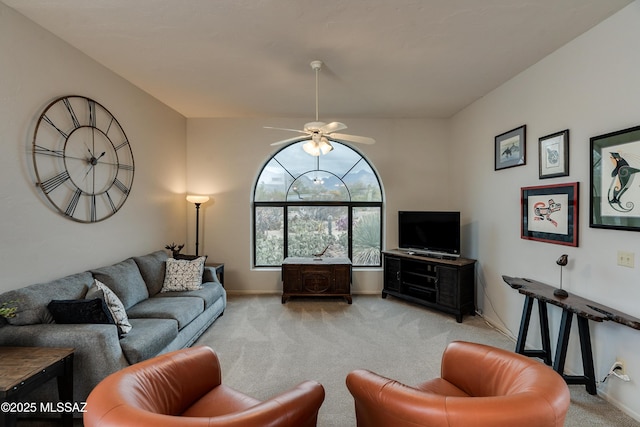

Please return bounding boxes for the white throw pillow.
[161,257,206,292]
[94,279,132,334]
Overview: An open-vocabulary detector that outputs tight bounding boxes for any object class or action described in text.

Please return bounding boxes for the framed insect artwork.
[539,129,569,179]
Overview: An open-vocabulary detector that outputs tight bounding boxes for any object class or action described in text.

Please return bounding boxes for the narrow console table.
[503,275,640,395]
[0,347,75,427]
[281,257,352,304]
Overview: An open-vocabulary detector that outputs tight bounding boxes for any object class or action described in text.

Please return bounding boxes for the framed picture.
[521,182,579,246]
[539,129,569,179]
[495,125,526,170]
[590,125,640,231]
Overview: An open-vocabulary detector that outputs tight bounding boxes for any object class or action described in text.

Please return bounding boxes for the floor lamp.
[186,195,209,256]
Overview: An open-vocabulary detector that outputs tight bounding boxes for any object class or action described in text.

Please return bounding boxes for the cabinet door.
[436,266,459,308]
[301,266,332,293]
[384,256,401,291]
[283,265,302,292]
[333,265,351,293]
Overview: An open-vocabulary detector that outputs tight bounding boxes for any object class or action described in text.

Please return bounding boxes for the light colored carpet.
[195,294,640,427]
[17,294,639,426]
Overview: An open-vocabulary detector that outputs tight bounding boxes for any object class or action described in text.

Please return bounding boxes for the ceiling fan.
[266,60,376,156]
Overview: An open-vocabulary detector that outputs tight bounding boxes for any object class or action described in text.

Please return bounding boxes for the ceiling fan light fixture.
[266,60,375,152]
[302,138,333,156]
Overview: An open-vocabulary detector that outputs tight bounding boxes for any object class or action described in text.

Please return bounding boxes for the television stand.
[382,250,476,322]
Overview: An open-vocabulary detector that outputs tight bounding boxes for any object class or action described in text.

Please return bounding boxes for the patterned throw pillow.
[94,279,132,334]
[161,257,206,292]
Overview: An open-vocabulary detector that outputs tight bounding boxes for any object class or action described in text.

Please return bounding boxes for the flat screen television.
[398,211,461,258]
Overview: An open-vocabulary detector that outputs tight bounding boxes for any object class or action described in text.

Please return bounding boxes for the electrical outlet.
[617,251,635,268]
[614,360,626,375]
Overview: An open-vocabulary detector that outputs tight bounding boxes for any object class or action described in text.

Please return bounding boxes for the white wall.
[186,117,451,294]
[450,1,640,419]
[0,3,187,291]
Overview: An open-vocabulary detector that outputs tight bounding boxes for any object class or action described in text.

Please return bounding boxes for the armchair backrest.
[85,346,222,424]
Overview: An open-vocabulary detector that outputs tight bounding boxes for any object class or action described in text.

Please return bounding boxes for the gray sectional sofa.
[0,250,226,405]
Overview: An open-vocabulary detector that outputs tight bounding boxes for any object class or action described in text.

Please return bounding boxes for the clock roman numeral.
[63,98,81,129]
[114,141,129,151]
[65,188,82,217]
[105,191,117,213]
[118,163,134,171]
[34,145,64,158]
[106,117,114,135]
[42,115,69,139]
[40,171,70,194]
[88,99,97,127]
[90,194,97,222]
[113,178,129,194]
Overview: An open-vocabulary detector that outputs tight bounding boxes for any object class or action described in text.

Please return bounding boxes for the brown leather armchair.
[84,346,325,427]
[346,341,570,427]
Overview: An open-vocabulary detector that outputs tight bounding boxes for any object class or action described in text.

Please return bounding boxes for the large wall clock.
[32,95,135,223]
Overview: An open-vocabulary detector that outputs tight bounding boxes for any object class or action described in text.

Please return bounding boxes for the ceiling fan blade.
[328,133,376,145]
[264,126,309,135]
[270,135,312,146]
[320,121,347,134]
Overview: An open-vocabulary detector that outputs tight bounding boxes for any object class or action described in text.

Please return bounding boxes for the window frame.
[252,142,384,268]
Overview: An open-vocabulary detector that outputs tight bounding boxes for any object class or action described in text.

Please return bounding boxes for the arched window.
[253,141,383,267]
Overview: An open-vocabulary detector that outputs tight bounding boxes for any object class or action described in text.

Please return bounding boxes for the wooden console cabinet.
[281,257,352,304]
[382,250,476,322]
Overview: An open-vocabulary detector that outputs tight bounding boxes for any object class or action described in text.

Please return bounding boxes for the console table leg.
[538,302,552,366]
[553,310,573,375]
[577,316,597,395]
[516,296,534,354]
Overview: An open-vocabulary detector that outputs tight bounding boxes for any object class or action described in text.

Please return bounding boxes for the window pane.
[288,206,348,258]
[255,159,292,201]
[274,142,317,177]
[318,143,362,176]
[344,160,382,201]
[352,207,381,266]
[255,206,284,265]
[287,172,350,201]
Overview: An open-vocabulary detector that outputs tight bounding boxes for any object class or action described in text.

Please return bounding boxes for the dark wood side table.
[0,347,75,427]
[206,262,225,286]
[281,257,352,304]
[503,276,640,395]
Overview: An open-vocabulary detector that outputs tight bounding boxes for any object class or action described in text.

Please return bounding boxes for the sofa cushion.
[95,280,132,335]
[92,258,149,309]
[161,257,206,292]
[126,297,204,330]
[0,272,93,326]
[47,298,115,326]
[132,250,168,296]
[153,282,224,309]
[119,318,178,364]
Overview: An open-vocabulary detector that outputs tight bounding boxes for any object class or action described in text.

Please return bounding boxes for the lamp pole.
[186,195,210,257]
[194,202,202,256]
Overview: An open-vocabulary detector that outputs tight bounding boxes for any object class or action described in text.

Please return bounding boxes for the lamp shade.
[186,195,210,204]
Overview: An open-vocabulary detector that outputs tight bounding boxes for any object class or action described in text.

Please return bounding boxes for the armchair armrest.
[346,369,449,427]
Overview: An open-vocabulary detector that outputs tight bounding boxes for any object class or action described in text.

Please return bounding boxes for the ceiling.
[3,0,632,119]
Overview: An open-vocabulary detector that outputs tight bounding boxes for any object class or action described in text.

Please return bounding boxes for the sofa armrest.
[0,323,129,403]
